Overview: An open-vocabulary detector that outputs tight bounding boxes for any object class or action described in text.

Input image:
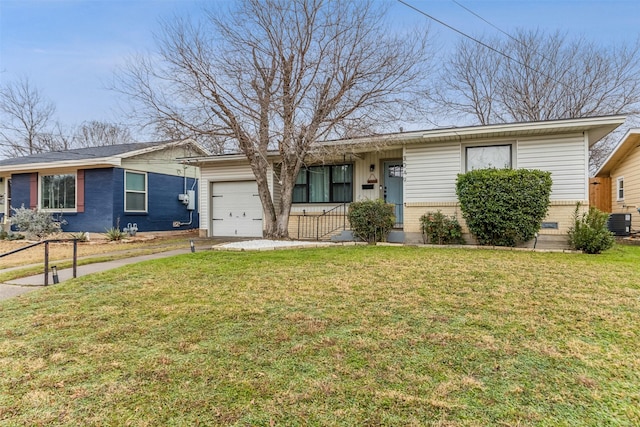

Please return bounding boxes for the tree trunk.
[247,154,281,239]
[275,172,295,239]
[255,158,298,240]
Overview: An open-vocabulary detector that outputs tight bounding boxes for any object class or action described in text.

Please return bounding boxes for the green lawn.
[1,245,639,426]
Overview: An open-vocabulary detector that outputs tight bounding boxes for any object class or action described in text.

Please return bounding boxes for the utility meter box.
[186,190,196,211]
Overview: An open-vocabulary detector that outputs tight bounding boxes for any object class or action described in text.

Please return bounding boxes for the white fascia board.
[184,154,250,164]
[172,116,628,163]
[321,133,423,148]
[421,116,626,140]
[0,157,122,174]
[318,116,626,149]
[183,152,280,164]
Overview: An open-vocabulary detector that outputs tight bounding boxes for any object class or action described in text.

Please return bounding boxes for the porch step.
[331,230,356,242]
[387,231,405,243]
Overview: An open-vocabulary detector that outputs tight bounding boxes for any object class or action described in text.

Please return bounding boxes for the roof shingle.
[0,142,163,167]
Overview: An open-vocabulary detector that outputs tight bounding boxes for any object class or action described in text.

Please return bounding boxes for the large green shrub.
[420,211,464,244]
[10,205,66,240]
[347,199,395,244]
[456,168,552,246]
[567,203,615,254]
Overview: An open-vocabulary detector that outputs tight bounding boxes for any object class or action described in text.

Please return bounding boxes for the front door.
[383,161,403,227]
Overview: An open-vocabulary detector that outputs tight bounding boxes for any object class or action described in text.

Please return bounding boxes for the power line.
[396,0,571,91]
[451,0,516,42]
[397,0,505,57]
[450,0,583,82]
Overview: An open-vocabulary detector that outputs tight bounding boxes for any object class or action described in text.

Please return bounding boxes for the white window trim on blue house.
[124,170,148,213]
[39,172,77,212]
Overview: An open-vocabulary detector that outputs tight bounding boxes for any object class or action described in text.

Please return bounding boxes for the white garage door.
[211,181,263,237]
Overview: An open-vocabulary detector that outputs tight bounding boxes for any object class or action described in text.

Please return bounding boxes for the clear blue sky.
[1,0,639,136]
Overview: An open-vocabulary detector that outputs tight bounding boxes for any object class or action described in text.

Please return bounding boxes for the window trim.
[617,176,624,201]
[39,172,77,212]
[124,170,148,213]
[293,164,354,204]
[464,143,514,172]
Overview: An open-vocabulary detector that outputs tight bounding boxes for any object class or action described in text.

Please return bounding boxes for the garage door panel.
[211,181,263,237]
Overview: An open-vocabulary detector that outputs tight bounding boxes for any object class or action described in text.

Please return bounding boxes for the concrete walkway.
[0,247,198,302]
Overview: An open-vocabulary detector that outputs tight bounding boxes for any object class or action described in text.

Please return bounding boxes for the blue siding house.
[0,140,204,233]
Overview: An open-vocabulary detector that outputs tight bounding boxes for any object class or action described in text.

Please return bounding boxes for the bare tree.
[152,121,227,154]
[432,30,640,125]
[73,120,135,147]
[0,76,57,156]
[36,121,75,152]
[116,0,433,238]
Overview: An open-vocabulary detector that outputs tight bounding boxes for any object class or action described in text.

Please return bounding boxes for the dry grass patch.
[1,245,639,425]
[0,233,195,268]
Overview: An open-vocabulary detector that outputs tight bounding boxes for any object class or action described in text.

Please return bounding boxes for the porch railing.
[296,203,348,240]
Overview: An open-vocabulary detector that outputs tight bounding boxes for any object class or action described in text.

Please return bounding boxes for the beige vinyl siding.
[517,134,587,201]
[609,144,640,228]
[405,142,460,202]
[122,146,200,177]
[354,149,402,201]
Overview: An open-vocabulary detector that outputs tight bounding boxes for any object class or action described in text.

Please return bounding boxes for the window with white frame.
[125,171,147,212]
[465,144,512,171]
[41,173,76,210]
[617,177,624,200]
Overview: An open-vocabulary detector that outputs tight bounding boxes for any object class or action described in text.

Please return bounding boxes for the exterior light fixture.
[51,265,59,284]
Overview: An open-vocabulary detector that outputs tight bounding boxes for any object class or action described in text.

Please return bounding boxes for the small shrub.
[70,231,88,242]
[456,168,552,246]
[105,227,124,242]
[568,203,615,254]
[420,211,464,244]
[0,229,25,240]
[347,199,395,244]
[9,205,66,240]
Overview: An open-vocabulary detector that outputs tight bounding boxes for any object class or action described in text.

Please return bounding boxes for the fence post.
[73,239,78,278]
[343,202,346,230]
[44,241,49,287]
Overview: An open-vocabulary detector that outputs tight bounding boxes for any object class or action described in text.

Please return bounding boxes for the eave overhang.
[0,157,123,174]
[594,128,640,177]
